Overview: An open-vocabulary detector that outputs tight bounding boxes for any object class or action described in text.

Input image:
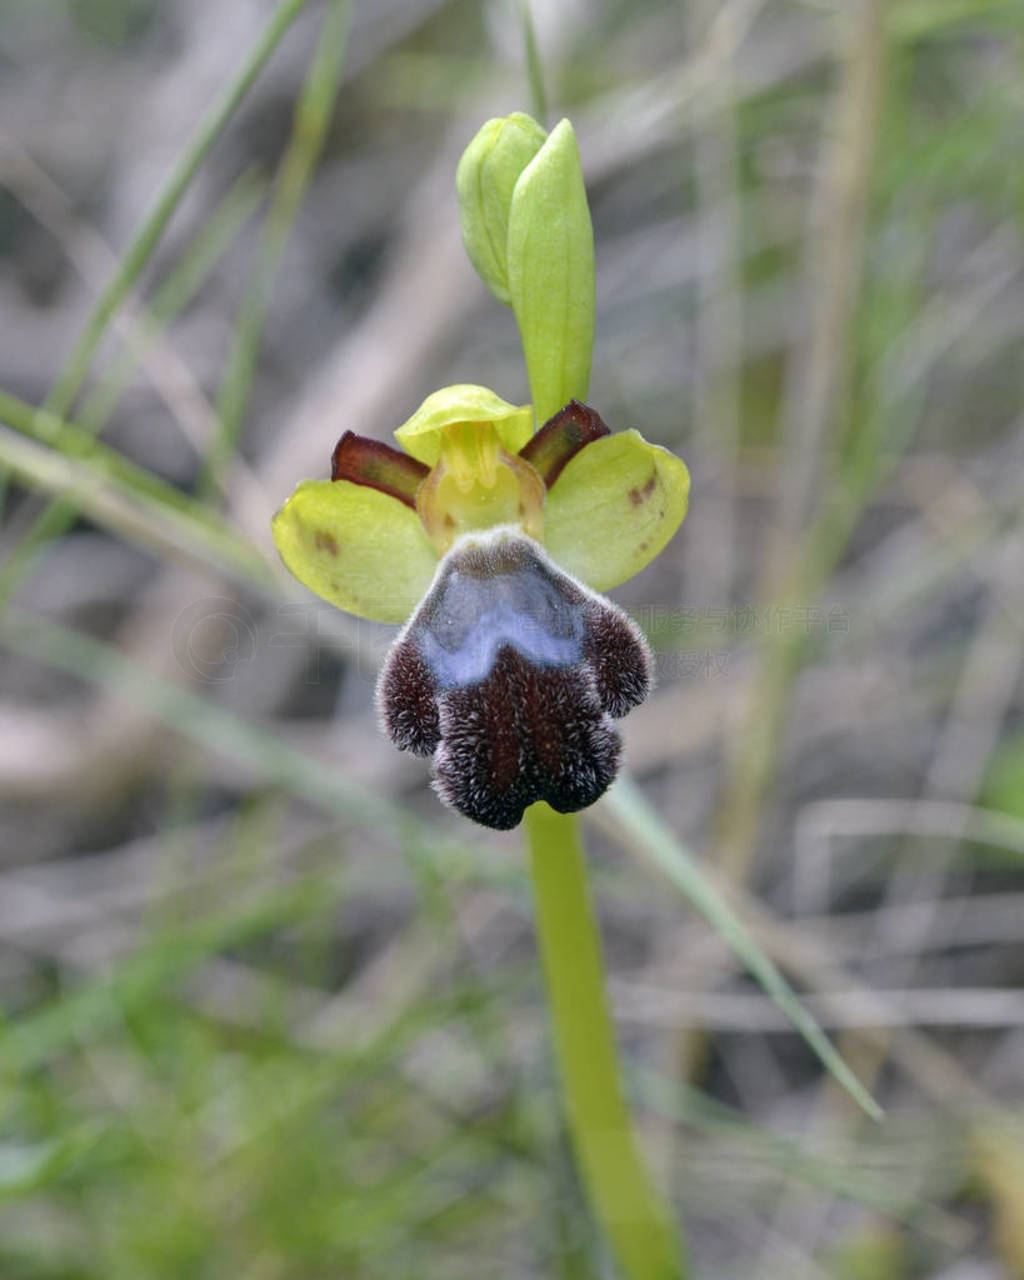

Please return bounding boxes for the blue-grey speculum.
[377,528,652,830]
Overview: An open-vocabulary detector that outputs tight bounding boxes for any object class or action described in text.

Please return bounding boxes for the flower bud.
[507,119,595,426]
[456,112,547,305]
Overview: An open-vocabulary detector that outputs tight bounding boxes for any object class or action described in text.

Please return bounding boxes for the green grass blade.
[0,611,535,918]
[0,606,450,842]
[0,404,272,589]
[0,0,312,610]
[204,0,353,494]
[43,0,314,424]
[0,605,360,815]
[889,0,1019,41]
[1,873,333,1077]
[76,169,267,436]
[518,0,549,125]
[601,776,884,1122]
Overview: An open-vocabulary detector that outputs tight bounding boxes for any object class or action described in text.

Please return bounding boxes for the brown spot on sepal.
[629,471,658,507]
[314,530,339,557]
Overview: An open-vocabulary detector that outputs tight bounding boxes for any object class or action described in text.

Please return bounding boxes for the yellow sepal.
[272,479,437,623]
[543,431,689,591]
[394,385,533,466]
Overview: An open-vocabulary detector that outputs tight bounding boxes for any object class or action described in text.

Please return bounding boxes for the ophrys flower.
[272,388,689,829]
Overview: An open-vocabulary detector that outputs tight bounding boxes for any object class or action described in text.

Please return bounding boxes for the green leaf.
[543,430,689,591]
[45,0,316,423]
[394,384,533,465]
[982,730,1024,822]
[204,0,352,495]
[507,118,595,425]
[602,777,884,1122]
[0,415,271,591]
[272,479,438,622]
[456,112,547,305]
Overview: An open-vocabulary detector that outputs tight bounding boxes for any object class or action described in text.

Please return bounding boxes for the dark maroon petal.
[583,602,652,718]
[434,650,621,830]
[376,633,440,755]
[518,399,610,488]
[375,531,650,831]
[331,431,429,508]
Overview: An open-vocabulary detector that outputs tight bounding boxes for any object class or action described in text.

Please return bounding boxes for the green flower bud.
[507,118,595,426]
[456,112,547,306]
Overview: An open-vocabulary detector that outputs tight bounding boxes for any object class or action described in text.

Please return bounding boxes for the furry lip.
[376,527,652,830]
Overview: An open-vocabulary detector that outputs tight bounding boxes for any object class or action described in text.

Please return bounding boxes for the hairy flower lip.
[273,392,688,820]
[272,106,691,830]
[376,526,652,830]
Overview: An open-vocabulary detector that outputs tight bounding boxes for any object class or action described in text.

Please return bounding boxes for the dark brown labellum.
[377,530,651,830]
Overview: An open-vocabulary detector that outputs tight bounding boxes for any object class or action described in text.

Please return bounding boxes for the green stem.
[524,803,688,1280]
[518,0,549,125]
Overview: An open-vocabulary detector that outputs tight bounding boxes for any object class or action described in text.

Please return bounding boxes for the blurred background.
[1,0,1024,1276]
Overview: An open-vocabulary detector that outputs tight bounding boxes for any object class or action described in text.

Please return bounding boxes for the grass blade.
[76,170,267,437]
[600,776,884,1121]
[0,405,272,589]
[204,0,353,493]
[44,0,314,424]
[0,0,313,609]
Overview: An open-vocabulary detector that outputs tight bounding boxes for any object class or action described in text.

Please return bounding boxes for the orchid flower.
[273,389,688,828]
[271,114,689,830]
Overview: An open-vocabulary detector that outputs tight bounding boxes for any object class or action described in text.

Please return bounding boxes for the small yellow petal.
[272,480,437,623]
[543,431,689,591]
[394,385,533,465]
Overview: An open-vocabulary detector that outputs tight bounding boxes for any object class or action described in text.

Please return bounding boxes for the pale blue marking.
[415,562,585,689]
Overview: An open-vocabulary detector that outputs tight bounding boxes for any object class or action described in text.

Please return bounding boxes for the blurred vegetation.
[1,0,1024,1276]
